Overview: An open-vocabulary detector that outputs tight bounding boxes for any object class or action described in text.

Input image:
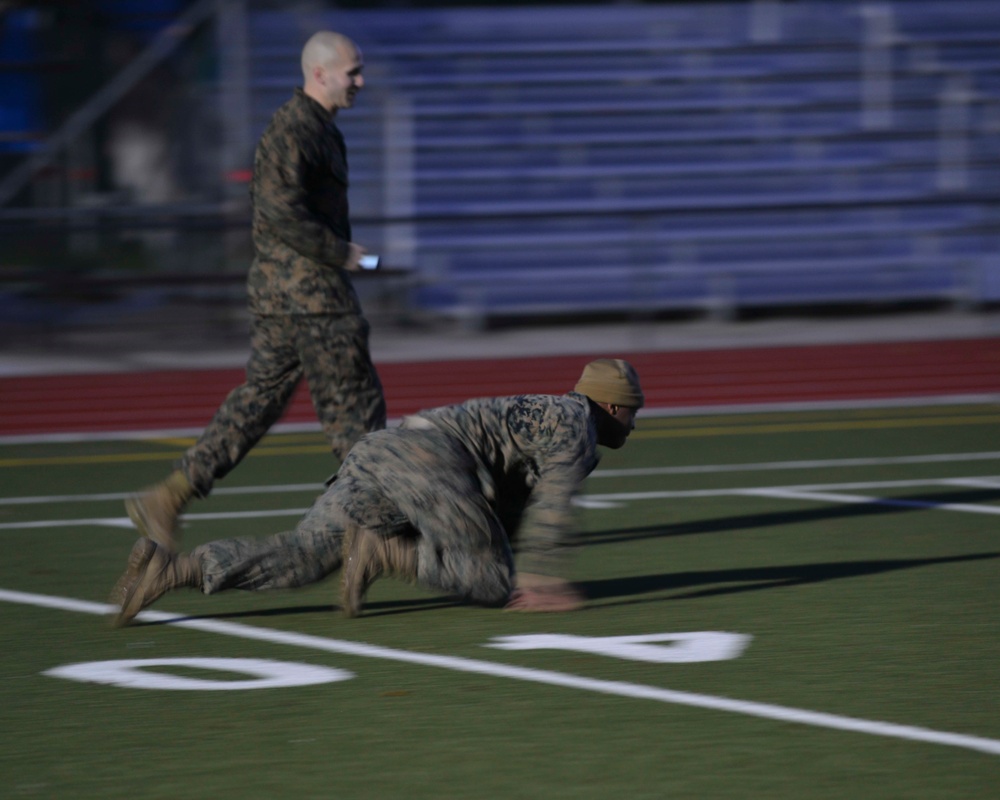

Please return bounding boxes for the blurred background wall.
[1,0,998,344]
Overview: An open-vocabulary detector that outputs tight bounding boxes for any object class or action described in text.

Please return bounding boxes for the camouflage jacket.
[401,391,602,577]
[247,88,361,315]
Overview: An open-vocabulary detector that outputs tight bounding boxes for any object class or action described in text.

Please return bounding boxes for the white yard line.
[1,587,998,757]
[582,480,1000,516]
[3,451,1000,507]
[595,451,1000,478]
[0,508,312,531]
[0,483,325,507]
[736,488,1000,515]
[3,476,1000,531]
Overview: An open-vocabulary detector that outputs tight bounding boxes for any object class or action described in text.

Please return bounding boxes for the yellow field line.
[0,445,334,469]
[0,412,997,468]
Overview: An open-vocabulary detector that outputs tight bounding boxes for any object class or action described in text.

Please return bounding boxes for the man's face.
[321,45,365,111]
[597,404,638,449]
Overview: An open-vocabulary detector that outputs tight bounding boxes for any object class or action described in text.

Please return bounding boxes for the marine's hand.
[343,242,367,272]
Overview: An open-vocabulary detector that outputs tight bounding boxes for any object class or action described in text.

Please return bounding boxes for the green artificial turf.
[1,405,998,798]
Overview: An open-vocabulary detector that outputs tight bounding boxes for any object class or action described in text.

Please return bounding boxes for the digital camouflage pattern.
[248,87,358,315]
[176,86,386,496]
[180,310,386,497]
[193,392,600,602]
[395,391,601,579]
[195,513,348,595]
[333,426,516,604]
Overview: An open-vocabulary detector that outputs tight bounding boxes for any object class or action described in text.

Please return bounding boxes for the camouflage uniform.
[181,87,385,495]
[195,392,600,604]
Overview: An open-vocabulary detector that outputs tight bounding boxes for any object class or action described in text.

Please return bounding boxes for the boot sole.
[340,525,369,618]
[341,592,361,618]
[109,538,158,628]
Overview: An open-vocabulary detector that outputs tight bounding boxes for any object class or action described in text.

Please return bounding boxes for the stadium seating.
[0,9,44,157]
[41,2,1000,325]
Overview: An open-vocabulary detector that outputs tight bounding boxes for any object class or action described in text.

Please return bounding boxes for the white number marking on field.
[45,657,352,691]
[4,588,1000,756]
[485,632,751,663]
[573,497,623,509]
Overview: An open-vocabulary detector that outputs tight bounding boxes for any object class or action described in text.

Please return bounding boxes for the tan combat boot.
[109,538,202,627]
[504,573,585,612]
[341,525,418,618]
[124,470,195,552]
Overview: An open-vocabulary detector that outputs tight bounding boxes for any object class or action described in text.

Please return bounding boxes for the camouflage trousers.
[194,427,514,606]
[194,492,349,594]
[181,312,385,496]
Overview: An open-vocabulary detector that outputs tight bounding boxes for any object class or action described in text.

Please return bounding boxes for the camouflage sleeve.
[507,397,593,578]
[254,124,350,268]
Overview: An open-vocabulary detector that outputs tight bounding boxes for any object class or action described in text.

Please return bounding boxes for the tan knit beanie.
[574,359,644,408]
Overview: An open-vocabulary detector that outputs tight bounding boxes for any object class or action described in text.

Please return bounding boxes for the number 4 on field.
[485,632,750,663]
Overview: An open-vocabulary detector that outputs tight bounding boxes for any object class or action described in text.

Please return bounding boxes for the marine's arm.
[505,398,595,596]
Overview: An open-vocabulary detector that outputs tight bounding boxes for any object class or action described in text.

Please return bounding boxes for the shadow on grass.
[576,488,1000,548]
[578,551,1000,606]
[135,487,1000,625]
[136,552,998,625]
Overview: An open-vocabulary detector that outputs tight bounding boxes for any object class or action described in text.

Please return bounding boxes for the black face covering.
[595,404,632,450]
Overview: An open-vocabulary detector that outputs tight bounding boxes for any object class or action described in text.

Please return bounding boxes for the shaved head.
[301,31,352,79]
[300,31,365,114]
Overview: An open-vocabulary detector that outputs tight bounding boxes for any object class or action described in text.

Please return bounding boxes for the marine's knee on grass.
[415,543,514,606]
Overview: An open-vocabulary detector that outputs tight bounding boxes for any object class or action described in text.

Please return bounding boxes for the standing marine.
[122,31,386,553]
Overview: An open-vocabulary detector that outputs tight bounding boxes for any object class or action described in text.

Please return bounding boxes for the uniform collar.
[294,86,334,121]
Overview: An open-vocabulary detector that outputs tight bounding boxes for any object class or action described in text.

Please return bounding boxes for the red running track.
[1,338,998,437]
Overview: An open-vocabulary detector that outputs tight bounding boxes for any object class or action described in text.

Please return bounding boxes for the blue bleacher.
[96,0,189,41]
[244,2,1000,322]
[0,9,43,155]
